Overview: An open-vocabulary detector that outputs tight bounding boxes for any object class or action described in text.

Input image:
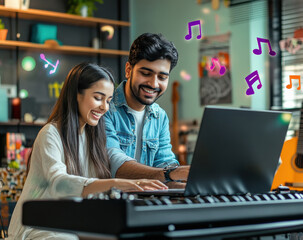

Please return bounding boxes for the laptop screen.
[184,106,291,197]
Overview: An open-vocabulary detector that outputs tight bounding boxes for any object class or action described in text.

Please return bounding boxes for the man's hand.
[165,181,186,189]
[170,165,190,181]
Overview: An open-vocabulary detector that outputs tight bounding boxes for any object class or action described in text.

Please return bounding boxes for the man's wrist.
[163,164,179,182]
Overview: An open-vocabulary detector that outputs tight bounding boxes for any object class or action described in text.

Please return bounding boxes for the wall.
[130,0,270,122]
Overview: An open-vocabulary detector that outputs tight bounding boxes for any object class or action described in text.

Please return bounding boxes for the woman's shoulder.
[36,123,61,142]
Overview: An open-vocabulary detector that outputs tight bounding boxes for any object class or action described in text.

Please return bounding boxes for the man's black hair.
[128,33,178,71]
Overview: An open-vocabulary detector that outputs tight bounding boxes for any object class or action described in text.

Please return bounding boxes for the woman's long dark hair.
[28,63,114,179]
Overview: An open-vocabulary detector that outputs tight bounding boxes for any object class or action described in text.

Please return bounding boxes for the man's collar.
[113,80,159,118]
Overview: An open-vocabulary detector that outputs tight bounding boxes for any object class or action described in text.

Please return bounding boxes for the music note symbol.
[209,58,226,76]
[253,37,276,56]
[287,75,301,90]
[185,20,202,40]
[245,70,262,95]
[40,53,60,74]
[49,60,59,74]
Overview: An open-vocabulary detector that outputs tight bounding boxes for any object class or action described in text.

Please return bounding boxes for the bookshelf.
[0,3,129,140]
[0,6,130,56]
[0,40,129,56]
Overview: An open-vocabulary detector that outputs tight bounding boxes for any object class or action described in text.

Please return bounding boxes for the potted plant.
[67,0,104,17]
[0,19,8,41]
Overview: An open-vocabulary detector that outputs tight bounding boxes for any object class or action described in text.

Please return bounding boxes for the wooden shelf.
[0,6,130,27]
[0,40,129,56]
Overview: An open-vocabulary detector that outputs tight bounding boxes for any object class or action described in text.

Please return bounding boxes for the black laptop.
[134,106,291,197]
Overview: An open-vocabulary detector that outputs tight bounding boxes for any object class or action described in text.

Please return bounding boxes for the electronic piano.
[22,188,303,239]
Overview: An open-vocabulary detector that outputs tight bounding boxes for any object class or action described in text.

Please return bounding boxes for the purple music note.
[185,20,202,40]
[253,37,276,56]
[209,58,226,76]
[40,53,59,74]
[245,70,262,95]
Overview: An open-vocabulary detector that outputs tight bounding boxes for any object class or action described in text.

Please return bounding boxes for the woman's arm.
[82,178,168,197]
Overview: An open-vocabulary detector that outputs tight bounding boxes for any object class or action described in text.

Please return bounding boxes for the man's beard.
[129,73,163,106]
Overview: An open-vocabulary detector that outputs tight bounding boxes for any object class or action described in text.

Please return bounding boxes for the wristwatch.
[163,164,179,182]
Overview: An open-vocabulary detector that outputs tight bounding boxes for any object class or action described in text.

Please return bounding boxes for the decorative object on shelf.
[31,23,59,44]
[0,19,7,41]
[0,88,8,122]
[4,0,20,9]
[4,132,28,170]
[100,25,114,48]
[0,6,129,56]
[11,97,21,120]
[92,37,100,49]
[20,0,30,10]
[23,113,33,123]
[101,25,114,40]
[67,0,104,17]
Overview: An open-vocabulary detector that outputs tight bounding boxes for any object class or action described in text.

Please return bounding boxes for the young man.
[104,33,189,186]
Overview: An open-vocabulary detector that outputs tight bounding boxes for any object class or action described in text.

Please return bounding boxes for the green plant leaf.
[0,19,5,29]
[67,0,103,17]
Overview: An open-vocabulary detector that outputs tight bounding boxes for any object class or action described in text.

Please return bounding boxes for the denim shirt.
[104,80,179,177]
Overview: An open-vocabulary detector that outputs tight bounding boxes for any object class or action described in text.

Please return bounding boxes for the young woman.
[8,63,167,240]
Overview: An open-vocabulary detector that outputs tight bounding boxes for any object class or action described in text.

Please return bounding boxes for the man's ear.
[125,62,132,79]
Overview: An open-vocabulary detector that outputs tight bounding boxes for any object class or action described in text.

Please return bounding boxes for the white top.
[127,107,146,161]
[8,123,98,240]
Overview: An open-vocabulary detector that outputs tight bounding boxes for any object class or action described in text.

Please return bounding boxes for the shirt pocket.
[146,139,159,164]
[117,132,133,152]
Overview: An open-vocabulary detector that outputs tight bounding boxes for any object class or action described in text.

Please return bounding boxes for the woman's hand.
[82,178,168,197]
[113,178,168,192]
